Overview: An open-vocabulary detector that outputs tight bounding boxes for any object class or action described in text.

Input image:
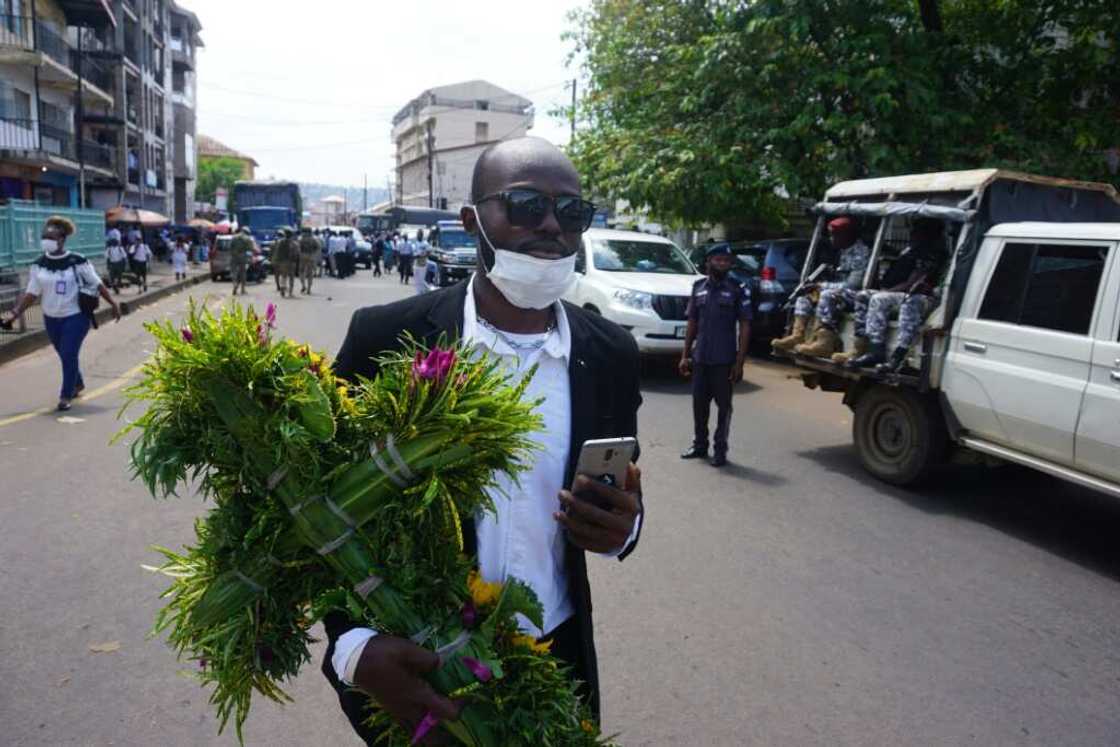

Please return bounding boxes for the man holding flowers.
[327,137,644,742]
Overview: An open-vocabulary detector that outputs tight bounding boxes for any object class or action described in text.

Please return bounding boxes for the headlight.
[612,288,654,312]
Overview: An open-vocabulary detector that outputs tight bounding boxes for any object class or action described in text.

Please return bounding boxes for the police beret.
[828,216,854,232]
[705,243,733,258]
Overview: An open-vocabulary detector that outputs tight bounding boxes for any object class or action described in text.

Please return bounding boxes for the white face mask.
[470,206,576,310]
[42,238,61,255]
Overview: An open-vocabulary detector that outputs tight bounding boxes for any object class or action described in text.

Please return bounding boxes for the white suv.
[564,228,702,354]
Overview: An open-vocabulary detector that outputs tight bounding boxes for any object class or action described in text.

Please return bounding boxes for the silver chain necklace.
[477,315,555,355]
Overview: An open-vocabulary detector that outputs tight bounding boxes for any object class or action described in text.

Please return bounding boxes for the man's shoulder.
[349,283,459,336]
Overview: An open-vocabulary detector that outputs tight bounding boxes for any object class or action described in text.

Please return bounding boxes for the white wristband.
[332,627,377,686]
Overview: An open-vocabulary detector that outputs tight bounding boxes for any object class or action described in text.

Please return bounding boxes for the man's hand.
[351,636,460,733]
[555,464,642,554]
[110,301,121,322]
[730,359,745,383]
[678,357,692,378]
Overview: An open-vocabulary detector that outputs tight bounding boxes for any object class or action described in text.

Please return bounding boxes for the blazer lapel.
[422,280,469,343]
[564,308,597,486]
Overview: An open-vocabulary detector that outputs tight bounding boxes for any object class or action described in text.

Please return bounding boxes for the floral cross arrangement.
[118,301,614,746]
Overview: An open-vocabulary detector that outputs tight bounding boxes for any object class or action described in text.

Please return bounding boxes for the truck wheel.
[853,386,947,486]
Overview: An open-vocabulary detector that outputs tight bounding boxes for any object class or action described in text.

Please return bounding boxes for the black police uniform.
[685,271,752,463]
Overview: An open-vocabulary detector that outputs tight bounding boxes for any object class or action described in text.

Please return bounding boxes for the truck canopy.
[814,169,1120,325]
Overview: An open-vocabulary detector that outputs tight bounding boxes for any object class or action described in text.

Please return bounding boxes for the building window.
[172,68,184,93]
[476,100,489,111]
[475,121,489,142]
[979,242,1109,335]
[0,83,32,120]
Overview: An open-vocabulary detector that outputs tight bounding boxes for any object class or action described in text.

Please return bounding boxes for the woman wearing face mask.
[0,216,121,411]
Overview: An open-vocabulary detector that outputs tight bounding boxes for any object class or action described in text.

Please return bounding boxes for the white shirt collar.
[462,275,571,364]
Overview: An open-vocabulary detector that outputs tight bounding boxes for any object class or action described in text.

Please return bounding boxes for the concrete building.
[0,0,117,206]
[197,133,256,181]
[391,80,533,210]
[0,0,203,217]
[169,1,200,222]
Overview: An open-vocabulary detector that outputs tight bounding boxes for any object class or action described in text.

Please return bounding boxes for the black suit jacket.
[322,280,643,739]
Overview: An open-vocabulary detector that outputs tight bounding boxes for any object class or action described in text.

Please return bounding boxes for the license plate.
[675,325,687,339]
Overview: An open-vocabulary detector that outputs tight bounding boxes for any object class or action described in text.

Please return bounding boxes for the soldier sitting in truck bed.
[833,218,948,371]
[772,217,871,356]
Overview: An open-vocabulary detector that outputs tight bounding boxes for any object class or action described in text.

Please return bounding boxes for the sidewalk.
[0,258,212,366]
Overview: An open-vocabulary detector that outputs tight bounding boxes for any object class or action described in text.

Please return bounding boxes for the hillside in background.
[299,183,390,211]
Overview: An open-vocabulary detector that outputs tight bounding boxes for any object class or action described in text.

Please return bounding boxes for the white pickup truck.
[782,170,1120,498]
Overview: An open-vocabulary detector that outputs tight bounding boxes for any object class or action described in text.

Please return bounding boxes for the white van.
[563,228,702,354]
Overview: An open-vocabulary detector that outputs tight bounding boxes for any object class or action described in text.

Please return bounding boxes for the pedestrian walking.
[371,233,383,277]
[129,238,152,292]
[171,236,189,281]
[0,216,120,410]
[105,237,128,293]
[272,227,296,297]
[297,226,321,294]
[397,233,414,284]
[412,250,429,295]
[229,227,254,296]
[383,233,396,272]
[326,137,641,742]
[679,243,752,467]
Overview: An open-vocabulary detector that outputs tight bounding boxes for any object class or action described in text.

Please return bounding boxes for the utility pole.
[426,121,435,209]
[76,29,86,208]
[363,173,367,212]
[569,78,576,140]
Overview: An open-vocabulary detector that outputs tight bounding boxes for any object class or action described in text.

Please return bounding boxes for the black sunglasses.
[475,189,597,233]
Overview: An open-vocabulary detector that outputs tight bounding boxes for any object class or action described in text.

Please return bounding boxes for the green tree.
[196,156,245,206]
[567,0,1120,227]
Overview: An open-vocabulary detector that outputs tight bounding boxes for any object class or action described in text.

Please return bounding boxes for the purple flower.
[412,347,456,383]
[411,711,439,745]
[461,602,477,629]
[265,302,277,329]
[256,322,267,346]
[462,656,492,683]
[180,327,194,343]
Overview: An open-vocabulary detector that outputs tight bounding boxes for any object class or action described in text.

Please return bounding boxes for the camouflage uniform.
[298,231,321,294]
[865,292,935,348]
[793,239,872,326]
[229,232,254,295]
[272,231,296,296]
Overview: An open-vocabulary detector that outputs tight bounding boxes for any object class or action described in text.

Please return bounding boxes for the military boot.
[771,316,809,352]
[831,335,869,365]
[847,342,887,369]
[794,326,841,358]
[878,346,910,373]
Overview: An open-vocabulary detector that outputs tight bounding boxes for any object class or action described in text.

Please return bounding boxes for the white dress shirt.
[25,253,102,319]
[332,278,640,685]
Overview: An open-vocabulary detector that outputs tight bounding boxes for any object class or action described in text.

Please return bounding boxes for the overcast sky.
[187,0,586,188]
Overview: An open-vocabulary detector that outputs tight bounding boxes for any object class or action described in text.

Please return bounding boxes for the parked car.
[209,235,267,282]
[782,169,1120,495]
[564,228,702,354]
[427,220,478,287]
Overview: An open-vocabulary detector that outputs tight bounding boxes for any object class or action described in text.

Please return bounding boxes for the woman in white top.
[1,216,120,410]
[105,237,128,292]
[129,239,152,292]
[171,236,189,281]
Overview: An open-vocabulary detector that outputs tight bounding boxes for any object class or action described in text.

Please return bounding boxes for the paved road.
[2,273,1119,746]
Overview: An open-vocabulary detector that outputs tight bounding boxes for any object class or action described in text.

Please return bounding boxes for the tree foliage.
[566,0,1120,226]
[197,156,245,205]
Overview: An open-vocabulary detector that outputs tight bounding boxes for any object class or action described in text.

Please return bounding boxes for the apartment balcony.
[81,139,116,174]
[0,116,81,173]
[0,17,113,106]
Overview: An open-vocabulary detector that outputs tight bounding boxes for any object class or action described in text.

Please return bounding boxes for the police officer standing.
[297,226,321,295]
[229,226,254,296]
[679,244,752,467]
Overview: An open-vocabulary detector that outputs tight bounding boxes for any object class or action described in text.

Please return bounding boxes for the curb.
[0,273,211,367]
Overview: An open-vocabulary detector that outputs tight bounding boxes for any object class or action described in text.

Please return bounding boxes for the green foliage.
[120,302,612,746]
[197,156,245,205]
[567,0,1120,226]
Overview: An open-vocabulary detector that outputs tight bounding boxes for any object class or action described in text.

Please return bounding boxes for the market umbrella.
[105,206,172,227]
[188,218,216,229]
[213,220,233,235]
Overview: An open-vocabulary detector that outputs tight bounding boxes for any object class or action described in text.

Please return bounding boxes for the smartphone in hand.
[569,437,637,509]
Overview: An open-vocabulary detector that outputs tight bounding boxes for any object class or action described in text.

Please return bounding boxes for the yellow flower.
[581,719,595,734]
[467,570,502,607]
[308,351,323,368]
[509,633,553,655]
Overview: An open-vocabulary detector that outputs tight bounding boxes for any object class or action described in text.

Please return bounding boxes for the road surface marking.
[0,361,146,429]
